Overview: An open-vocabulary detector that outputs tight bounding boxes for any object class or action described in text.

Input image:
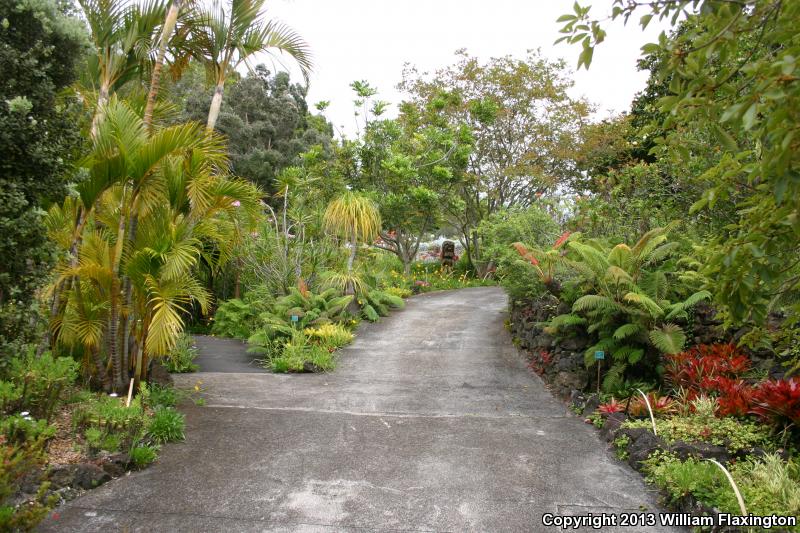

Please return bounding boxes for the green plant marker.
[291,315,299,323]
[595,351,604,393]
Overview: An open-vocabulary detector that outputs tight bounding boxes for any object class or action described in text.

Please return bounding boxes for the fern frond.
[548,314,587,330]
[602,363,626,392]
[623,292,663,318]
[605,265,634,287]
[649,324,686,354]
[607,243,632,269]
[664,290,712,319]
[644,241,680,265]
[573,294,618,313]
[613,323,643,340]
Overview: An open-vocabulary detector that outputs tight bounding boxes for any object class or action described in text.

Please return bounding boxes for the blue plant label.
[594,350,605,360]
[291,315,299,322]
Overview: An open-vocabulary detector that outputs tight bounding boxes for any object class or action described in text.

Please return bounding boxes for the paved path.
[41,287,679,532]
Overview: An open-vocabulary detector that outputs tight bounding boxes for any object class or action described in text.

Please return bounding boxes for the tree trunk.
[90,83,110,138]
[143,0,183,130]
[206,82,225,130]
[345,239,361,314]
[108,201,128,392]
[346,239,357,275]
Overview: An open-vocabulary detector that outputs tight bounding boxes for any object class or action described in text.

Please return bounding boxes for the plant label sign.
[291,315,299,323]
[594,350,605,360]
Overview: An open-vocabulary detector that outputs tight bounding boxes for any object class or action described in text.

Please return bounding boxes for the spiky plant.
[323,192,382,306]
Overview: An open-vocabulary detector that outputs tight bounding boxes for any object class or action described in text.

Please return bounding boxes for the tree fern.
[584,338,619,367]
[664,290,712,320]
[573,294,619,313]
[607,243,632,270]
[567,241,608,278]
[605,265,634,287]
[613,323,643,340]
[649,324,686,354]
[623,291,663,318]
[602,363,626,392]
[547,313,586,330]
[640,270,669,300]
[643,241,680,266]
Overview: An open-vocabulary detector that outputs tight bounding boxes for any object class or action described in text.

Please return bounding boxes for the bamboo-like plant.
[46,99,261,390]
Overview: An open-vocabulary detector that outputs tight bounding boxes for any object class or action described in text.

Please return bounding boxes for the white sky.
[259,0,667,137]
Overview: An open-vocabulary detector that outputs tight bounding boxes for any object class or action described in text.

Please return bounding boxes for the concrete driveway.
[40,287,679,532]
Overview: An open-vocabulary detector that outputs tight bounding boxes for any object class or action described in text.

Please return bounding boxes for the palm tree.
[323,192,381,278]
[46,98,261,390]
[143,0,188,129]
[80,0,166,136]
[189,0,312,131]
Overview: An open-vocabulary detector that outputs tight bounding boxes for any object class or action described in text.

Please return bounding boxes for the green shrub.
[163,333,199,373]
[546,227,711,391]
[148,385,180,409]
[622,415,771,453]
[0,381,22,414]
[0,436,53,531]
[643,452,800,528]
[130,445,158,468]
[73,394,146,435]
[83,427,103,451]
[359,289,404,322]
[643,451,726,506]
[8,349,78,421]
[247,287,352,346]
[212,298,263,339]
[384,286,411,299]
[146,407,185,444]
[0,416,55,446]
[304,323,354,349]
[267,331,336,373]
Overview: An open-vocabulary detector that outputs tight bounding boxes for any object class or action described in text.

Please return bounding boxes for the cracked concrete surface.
[39,287,680,532]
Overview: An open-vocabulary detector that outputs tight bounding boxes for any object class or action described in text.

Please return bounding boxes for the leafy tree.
[558,0,800,326]
[0,0,87,363]
[479,206,560,296]
[182,65,333,195]
[348,87,472,273]
[399,49,591,270]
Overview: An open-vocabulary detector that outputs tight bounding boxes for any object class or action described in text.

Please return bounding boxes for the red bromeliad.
[598,398,626,415]
[750,377,800,427]
[665,344,751,392]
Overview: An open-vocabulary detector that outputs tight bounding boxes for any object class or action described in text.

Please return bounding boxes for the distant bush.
[163,334,198,373]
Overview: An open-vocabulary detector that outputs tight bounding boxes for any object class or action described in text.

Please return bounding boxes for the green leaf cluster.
[548,227,710,391]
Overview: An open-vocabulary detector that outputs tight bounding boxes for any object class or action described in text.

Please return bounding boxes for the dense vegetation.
[0,0,798,527]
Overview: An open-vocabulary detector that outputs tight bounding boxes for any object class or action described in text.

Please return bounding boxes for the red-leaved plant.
[665,344,751,393]
[750,377,800,428]
[628,393,677,417]
[702,376,754,417]
[597,398,625,415]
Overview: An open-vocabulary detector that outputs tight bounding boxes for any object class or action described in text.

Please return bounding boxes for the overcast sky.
[258,0,666,137]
